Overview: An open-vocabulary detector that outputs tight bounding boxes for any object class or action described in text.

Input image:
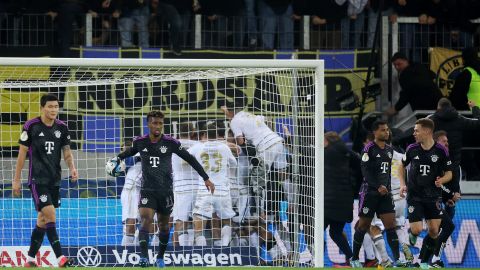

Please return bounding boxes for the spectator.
[155,0,194,55]
[244,0,258,48]
[307,0,347,49]
[393,0,440,63]
[200,0,244,49]
[324,131,354,265]
[366,0,396,48]
[116,0,150,48]
[339,0,368,49]
[88,0,118,45]
[257,0,293,50]
[54,0,89,57]
[385,52,443,117]
[450,48,480,111]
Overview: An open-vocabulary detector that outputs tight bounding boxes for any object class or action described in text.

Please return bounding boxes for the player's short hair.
[324,131,341,144]
[147,110,165,122]
[371,119,387,132]
[415,118,435,131]
[437,97,452,109]
[206,122,218,138]
[433,130,448,141]
[40,94,59,107]
[179,122,195,139]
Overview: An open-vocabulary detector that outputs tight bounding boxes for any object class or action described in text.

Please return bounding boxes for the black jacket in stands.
[429,106,480,167]
[324,140,354,223]
[395,63,443,112]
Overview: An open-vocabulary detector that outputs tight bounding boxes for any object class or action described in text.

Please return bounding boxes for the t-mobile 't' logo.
[45,141,54,154]
[380,162,389,173]
[150,156,160,167]
[419,164,430,176]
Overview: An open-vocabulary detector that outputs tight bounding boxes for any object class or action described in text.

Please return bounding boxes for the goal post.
[0,58,324,267]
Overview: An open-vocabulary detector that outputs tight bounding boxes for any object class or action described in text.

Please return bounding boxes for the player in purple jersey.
[13,94,78,267]
[115,110,214,268]
[399,118,453,269]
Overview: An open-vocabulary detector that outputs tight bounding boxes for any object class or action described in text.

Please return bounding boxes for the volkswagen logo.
[77,246,102,267]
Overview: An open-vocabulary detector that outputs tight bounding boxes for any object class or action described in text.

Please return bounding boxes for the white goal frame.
[0,57,324,267]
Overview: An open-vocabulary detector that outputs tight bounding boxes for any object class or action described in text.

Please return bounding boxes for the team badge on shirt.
[431,155,438,162]
[388,152,392,159]
[54,130,61,138]
[160,146,167,153]
[362,153,369,162]
[20,131,28,141]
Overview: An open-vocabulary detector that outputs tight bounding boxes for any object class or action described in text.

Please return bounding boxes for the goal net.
[0,58,324,267]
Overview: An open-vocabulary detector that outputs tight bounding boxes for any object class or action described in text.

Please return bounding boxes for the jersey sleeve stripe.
[162,134,180,144]
[435,143,449,156]
[362,141,375,153]
[28,147,33,185]
[406,143,420,151]
[23,118,40,131]
[55,119,67,126]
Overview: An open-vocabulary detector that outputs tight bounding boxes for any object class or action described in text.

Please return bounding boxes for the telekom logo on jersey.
[380,162,389,173]
[420,165,430,176]
[149,156,160,167]
[45,141,54,154]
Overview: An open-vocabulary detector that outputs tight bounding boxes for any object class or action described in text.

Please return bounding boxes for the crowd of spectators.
[1,0,480,56]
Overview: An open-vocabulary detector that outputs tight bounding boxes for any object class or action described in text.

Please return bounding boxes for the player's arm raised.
[63,145,78,182]
[13,144,29,197]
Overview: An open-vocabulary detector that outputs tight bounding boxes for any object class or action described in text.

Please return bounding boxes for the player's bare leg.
[193,214,208,246]
[138,207,155,267]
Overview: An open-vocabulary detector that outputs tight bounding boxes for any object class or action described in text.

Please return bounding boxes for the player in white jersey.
[222,106,285,171]
[190,123,238,246]
[371,147,413,265]
[172,122,199,246]
[121,152,142,246]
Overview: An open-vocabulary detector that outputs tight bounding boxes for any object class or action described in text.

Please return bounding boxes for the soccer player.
[221,105,286,195]
[12,94,78,267]
[370,143,414,266]
[171,122,199,246]
[430,130,457,267]
[399,118,453,269]
[350,120,401,268]
[116,110,214,267]
[189,123,237,246]
[120,152,142,246]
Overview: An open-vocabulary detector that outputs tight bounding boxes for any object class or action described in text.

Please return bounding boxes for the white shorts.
[172,192,197,222]
[193,194,236,219]
[121,185,140,222]
[372,198,406,231]
[258,142,287,171]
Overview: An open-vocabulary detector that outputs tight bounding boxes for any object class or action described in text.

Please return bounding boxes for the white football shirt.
[230,111,283,152]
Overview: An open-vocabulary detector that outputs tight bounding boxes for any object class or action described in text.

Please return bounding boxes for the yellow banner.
[430,47,463,96]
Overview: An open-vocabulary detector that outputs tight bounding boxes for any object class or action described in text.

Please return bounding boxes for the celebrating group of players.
[13,93,460,268]
[350,118,457,268]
